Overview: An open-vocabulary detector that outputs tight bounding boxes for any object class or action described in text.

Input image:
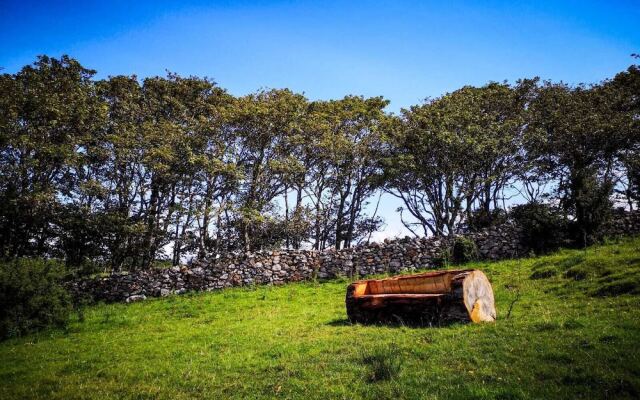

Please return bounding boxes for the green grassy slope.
[2,238,640,399]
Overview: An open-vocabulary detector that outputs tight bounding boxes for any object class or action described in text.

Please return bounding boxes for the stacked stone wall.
[70,213,639,303]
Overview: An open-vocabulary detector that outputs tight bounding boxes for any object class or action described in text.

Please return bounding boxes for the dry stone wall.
[69,222,525,303]
[70,250,319,303]
[69,213,639,303]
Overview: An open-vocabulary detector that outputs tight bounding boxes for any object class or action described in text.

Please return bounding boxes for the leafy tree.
[383,83,527,236]
[232,89,308,251]
[526,80,634,244]
[95,74,235,268]
[306,96,389,249]
[1,55,639,271]
[610,64,640,209]
[0,55,105,259]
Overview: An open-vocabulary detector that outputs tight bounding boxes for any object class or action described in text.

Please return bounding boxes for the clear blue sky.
[1,0,638,239]
[2,0,638,112]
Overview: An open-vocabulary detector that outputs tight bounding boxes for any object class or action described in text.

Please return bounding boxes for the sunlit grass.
[1,237,640,399]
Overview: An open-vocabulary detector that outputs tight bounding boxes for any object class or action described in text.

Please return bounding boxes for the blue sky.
[1,0,639,239]
[2,1,639,112]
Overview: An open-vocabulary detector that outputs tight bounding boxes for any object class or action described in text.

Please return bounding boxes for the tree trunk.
[284,184,290,248]
[198,182,212,259]
[345,269,496,325]
[141,184,159,269]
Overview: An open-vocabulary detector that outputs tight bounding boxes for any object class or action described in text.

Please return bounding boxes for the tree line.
[1,55,638,272]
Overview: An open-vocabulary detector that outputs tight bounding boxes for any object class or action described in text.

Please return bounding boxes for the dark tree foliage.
[611,65,640,209]
[0,56,105,260]
[526,80,634,245]
[510,203,569,254]
[450,237,479,265]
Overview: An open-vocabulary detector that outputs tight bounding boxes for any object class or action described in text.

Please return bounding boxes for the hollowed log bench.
[345,269,496,325]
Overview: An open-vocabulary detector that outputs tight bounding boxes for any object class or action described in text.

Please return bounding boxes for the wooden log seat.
[345,269,496,325]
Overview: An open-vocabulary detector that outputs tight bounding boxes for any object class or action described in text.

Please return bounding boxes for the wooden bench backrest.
[365,272,454,295]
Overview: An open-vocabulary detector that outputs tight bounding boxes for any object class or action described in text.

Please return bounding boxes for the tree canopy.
[1,55,638,271]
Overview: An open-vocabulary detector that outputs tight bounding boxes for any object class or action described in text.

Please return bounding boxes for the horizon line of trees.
[1,55,638,272]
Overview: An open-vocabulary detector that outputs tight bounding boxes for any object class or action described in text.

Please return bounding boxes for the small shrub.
[466,208,508,231]
[510,203,569,254]
[431,252,449,268]
[361,344,403,382]
[451,236,478,264]
[0,258,72,340]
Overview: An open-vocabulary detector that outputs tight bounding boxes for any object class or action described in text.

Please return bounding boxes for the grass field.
[2,238,640,399]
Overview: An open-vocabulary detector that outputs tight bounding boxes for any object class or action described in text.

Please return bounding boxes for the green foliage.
[510,203,570,254]
[614,65,640,208]
[383,81,531,237]
[566,172,614,245]
[450,236,479,264]
[305,95,390,249]
[525,80,633,244]
[0,258,71,340]
[622,151,640,206]
[0,55,105,259]
[2,238,640,398]
[0,55,638,271]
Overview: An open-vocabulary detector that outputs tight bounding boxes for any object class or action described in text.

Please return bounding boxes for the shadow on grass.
[325,317,463,328]
[325,318,352,326]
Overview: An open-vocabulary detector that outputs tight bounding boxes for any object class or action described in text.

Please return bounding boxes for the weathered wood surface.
[345,269,496,326]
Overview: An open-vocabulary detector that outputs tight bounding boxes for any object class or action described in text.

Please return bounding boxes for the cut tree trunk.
[345,269,496,326]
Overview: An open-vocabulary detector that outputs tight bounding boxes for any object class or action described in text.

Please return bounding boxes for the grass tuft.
[361,344,403,382]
